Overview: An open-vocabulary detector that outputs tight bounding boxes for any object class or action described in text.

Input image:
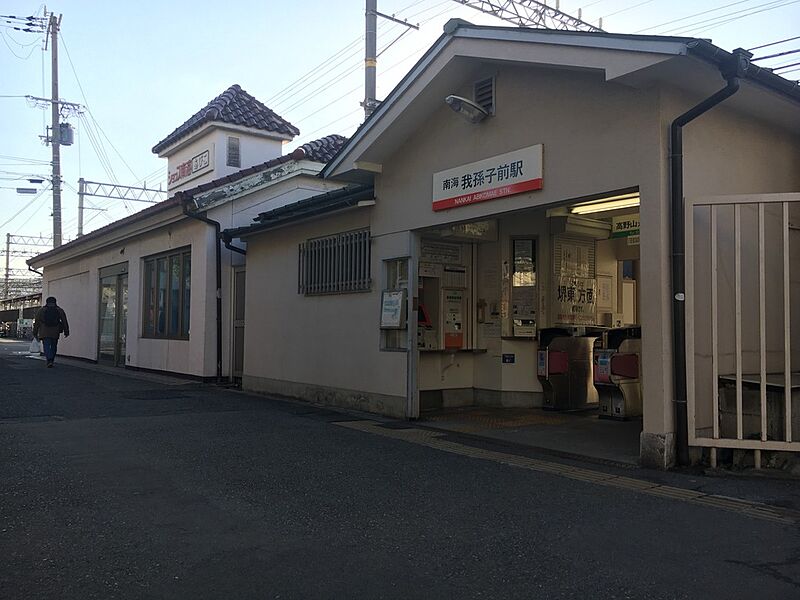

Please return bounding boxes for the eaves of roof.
[28,134,350,266]
[27,196,184,267]
[322,21,800,178]
[224,184,374,239]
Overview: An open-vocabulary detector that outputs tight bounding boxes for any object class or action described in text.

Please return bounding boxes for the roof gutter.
[670,46,751,467]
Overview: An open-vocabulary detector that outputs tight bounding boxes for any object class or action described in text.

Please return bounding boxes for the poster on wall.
[380,290,407,329]
[553,276,597,326]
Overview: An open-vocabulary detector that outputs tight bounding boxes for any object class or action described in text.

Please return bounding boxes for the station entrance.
[413,190,644,464]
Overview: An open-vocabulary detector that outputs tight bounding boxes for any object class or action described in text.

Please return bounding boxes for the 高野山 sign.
[432,145,543,211]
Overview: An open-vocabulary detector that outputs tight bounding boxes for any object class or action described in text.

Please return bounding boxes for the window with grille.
[298,229,371,295]
[474,77,495,115]
[226,136,241,168]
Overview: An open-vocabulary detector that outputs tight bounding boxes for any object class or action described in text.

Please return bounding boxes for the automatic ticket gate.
[537,328,601,411]
[593,327,642,420]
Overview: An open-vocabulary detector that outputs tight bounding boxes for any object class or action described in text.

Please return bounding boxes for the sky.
[2,0,799,275]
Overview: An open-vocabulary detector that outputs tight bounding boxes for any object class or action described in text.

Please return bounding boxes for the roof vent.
[474,77,495,115]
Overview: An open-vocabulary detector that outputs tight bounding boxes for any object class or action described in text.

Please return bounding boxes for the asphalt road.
[1,339,799,599]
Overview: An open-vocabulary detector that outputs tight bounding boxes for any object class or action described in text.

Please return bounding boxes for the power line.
[59,32,140,183]
[633,0,757,34]
[0,154,50,164]
[753,47,800,60]
[0,28,39,59]
[774,60,800,70]
[748,34,800,51]
[0,184,51,230]
[601,0,657,20]
[664,0,800,37]
[269,0,448,114]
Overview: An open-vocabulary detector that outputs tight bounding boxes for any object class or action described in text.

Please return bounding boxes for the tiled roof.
[298,134,347,163]
[152,84,300,154]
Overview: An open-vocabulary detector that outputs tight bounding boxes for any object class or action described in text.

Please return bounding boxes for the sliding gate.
[685,193,800,467]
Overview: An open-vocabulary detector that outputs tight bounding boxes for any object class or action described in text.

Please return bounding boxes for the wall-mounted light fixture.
[445,95,489,123]
[570,192,640,215]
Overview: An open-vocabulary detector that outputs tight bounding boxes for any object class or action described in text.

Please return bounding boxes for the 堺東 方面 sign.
[432,145,543,211]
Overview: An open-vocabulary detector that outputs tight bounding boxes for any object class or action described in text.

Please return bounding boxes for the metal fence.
[685,193,800,467]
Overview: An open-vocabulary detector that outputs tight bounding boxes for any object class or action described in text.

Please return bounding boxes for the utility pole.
[363,2,418,119]
[47,11,63,248]
[364,0,377,119]
[4,234,10,299]
[78,177,84,237]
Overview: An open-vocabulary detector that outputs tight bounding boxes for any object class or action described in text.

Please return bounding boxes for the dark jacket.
[33,304,69,340]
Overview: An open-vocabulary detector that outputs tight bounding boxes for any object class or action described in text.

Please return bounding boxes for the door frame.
[97,262,128,366]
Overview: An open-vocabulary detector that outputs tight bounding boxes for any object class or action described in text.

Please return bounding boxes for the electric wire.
[269,0,448,114]
[753,47,800,60]
[0,184,51,230]
[59,32,140,183]
[288,0,458,147]
[0,28,39,59]
[266,0,436,106]
[663,0,800,36]
[774,60,800,70]
[633,0,760,33]
[600,0,657,20]
[748,35,800,51]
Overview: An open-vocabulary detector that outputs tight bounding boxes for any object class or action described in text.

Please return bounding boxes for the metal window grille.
[226,136,241,168]
[474,77,495,115]
[298,229,371,295]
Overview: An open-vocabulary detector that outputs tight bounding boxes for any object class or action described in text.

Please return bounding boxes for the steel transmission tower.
[453,0,603,31]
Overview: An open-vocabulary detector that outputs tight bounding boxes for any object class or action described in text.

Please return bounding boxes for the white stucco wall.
[165,126,288,193]
[39,215,216,377]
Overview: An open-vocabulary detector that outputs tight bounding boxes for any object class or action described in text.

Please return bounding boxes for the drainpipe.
[221,231,246,256]
[180,194,223,383]
[670,47,750,466]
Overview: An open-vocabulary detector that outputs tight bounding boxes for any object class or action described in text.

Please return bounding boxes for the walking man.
[33,296,69,368]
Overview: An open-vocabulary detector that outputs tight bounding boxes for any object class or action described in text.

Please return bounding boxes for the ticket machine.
[593,326,642,419]
[538,328,601,410]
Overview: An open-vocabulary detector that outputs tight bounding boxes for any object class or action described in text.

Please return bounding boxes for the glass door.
[98,275,118,364]
[118,274,128,364]
[98,263,128,366]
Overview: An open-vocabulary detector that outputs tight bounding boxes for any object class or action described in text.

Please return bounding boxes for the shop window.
[298,228,371,295]
[143,248,191,339]
[474,77,495,115]
[226,136,241,168]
